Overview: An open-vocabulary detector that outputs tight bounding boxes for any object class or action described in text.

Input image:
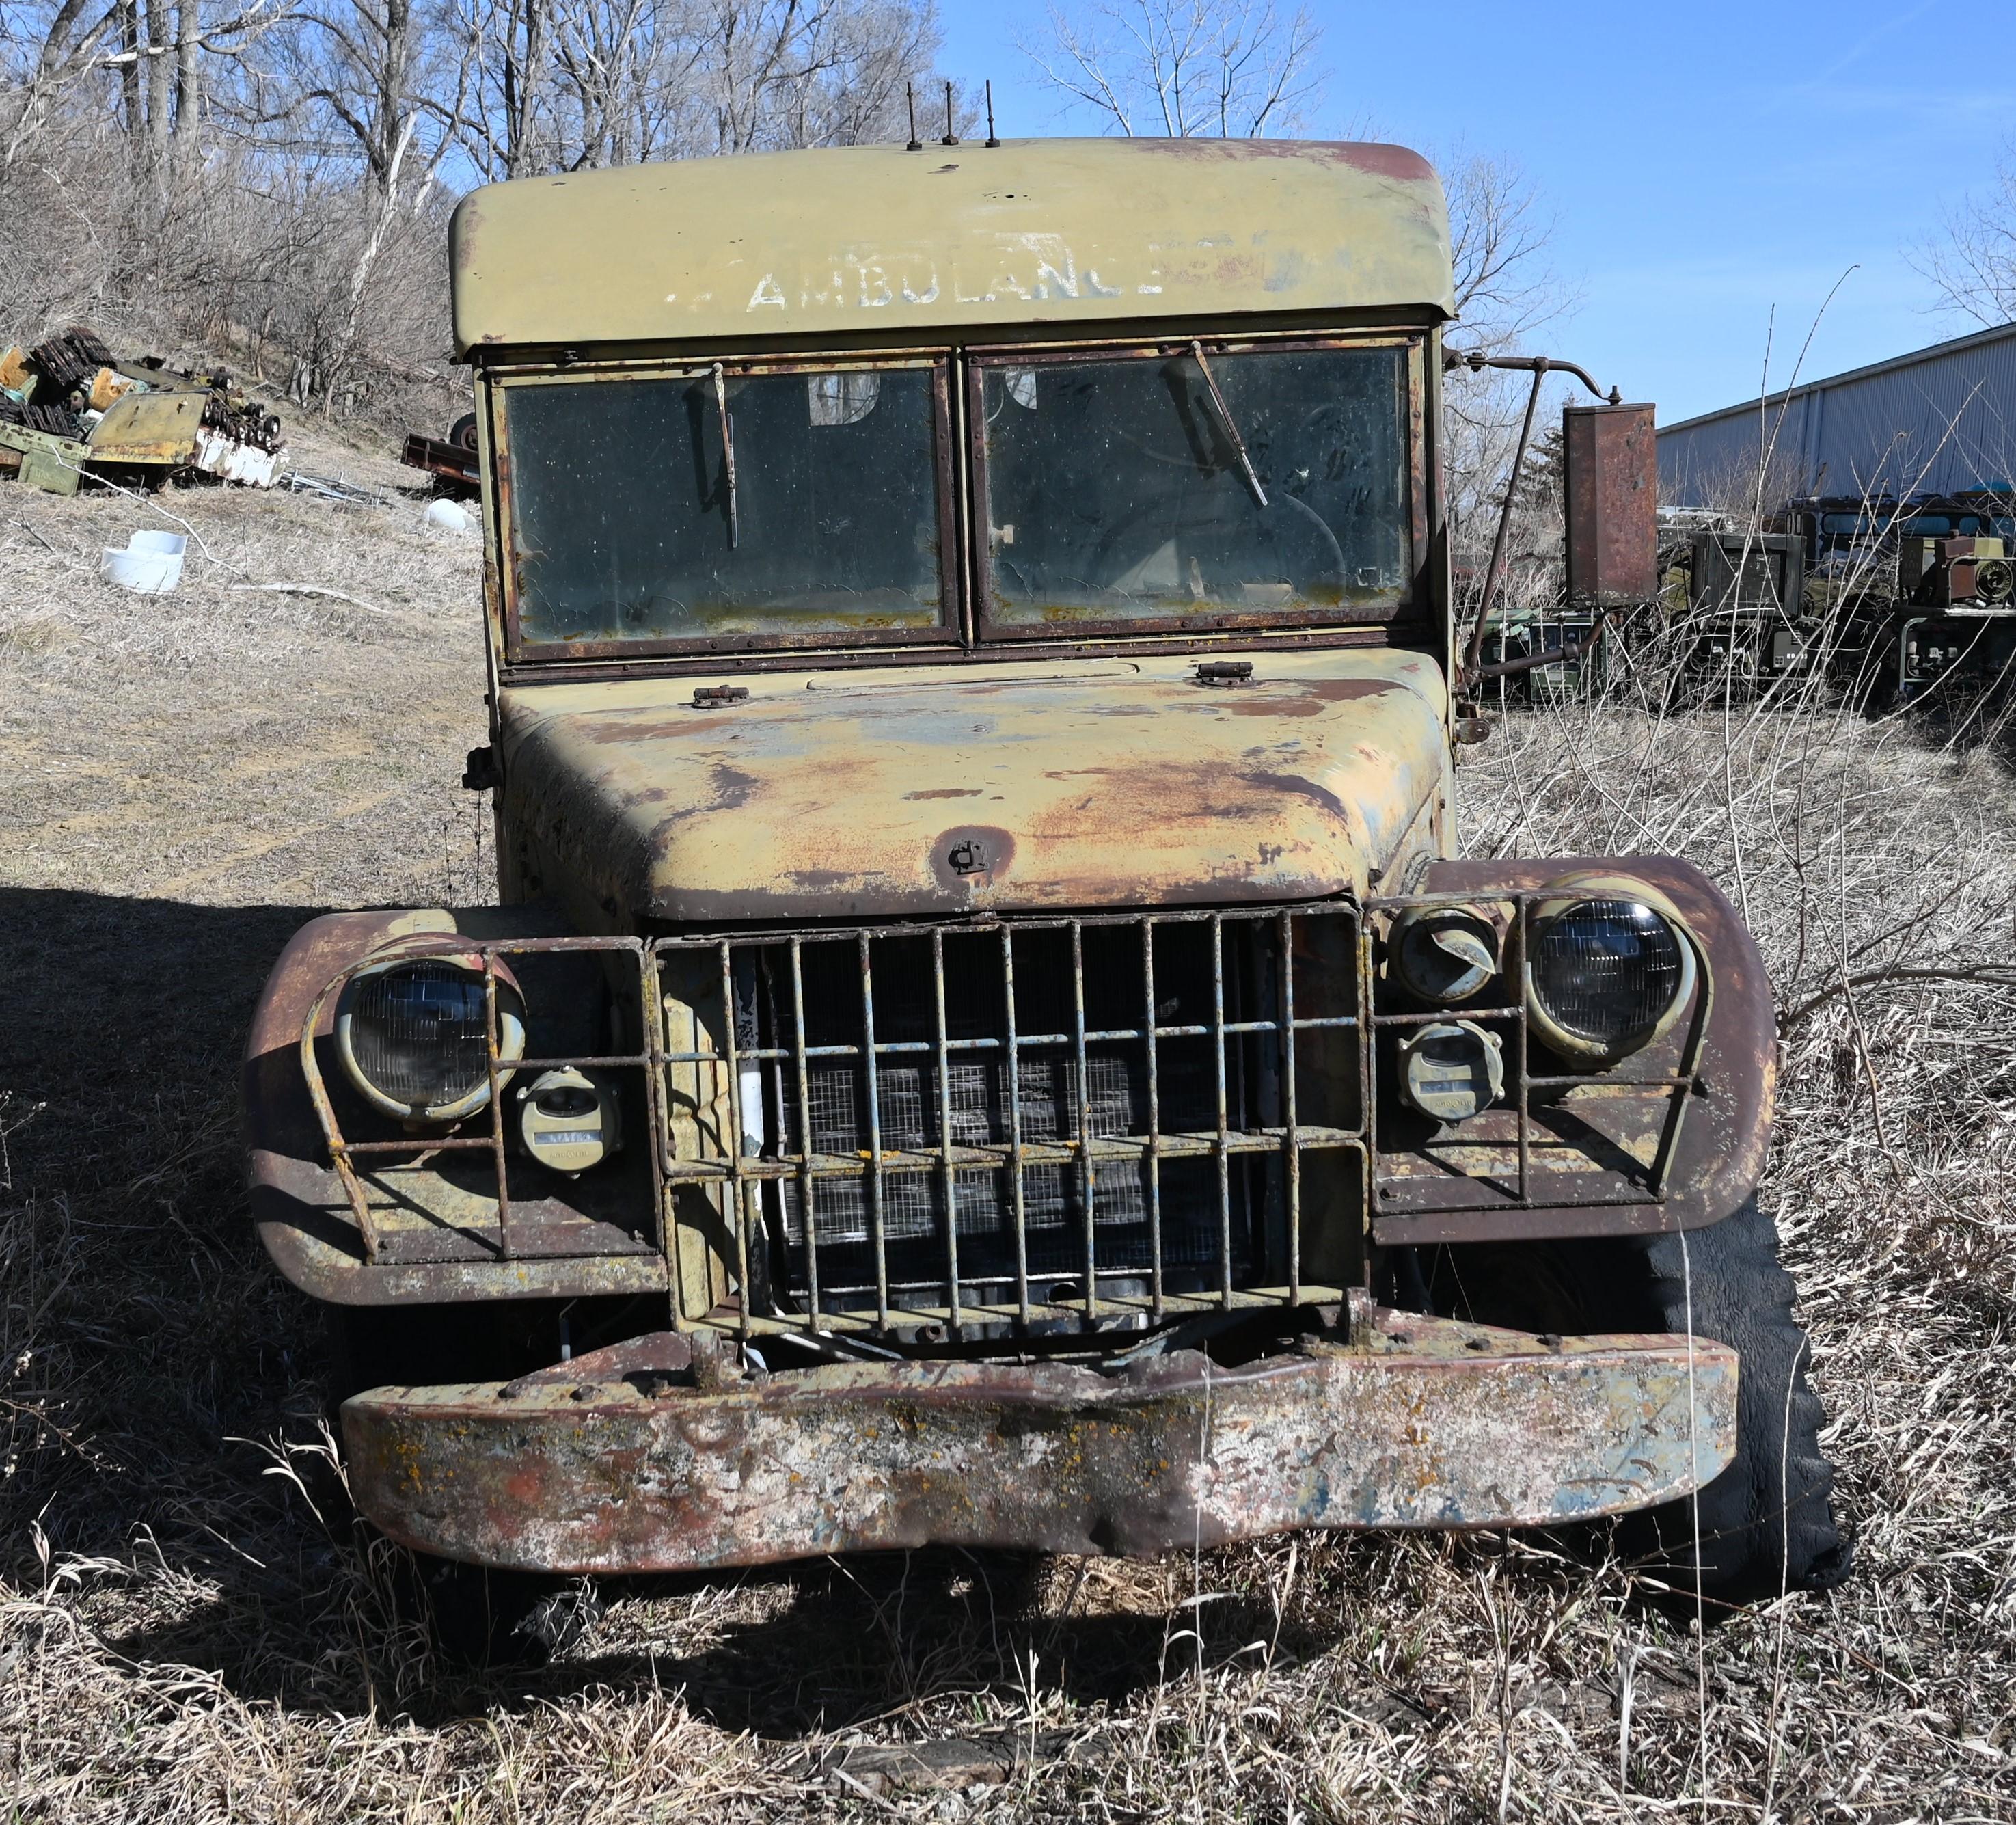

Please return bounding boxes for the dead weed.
[1,481,2013,1820]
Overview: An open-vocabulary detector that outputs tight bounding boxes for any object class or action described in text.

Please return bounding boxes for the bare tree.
[1436,149,1571,589]
[1912,141,2016,329]
[276,0,469,195]
[448,0,946,180]
[540,0,700,172]
[1443,150,1563,354]
[1018,1,1566,597]
[4,0,273,168]
[0,0,958,431]
[1021,0,1320,138]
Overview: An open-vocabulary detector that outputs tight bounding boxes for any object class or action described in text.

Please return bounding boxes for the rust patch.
[1223,697,1327,718]
[1139,139,1435,185]
[341,1314,1739,1574]
[1309,677,1405,702]
[1325,141,1438,181]
[701,762,759,811]
[1239,771,1352,824]
[493,649,1445,923]
[1220,679,1404,718]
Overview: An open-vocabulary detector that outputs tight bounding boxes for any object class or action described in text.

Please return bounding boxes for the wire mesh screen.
[774,925,1231,1297]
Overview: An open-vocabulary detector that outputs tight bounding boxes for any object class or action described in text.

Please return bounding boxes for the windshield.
[975,345,1411,627]
[504,364,946,645]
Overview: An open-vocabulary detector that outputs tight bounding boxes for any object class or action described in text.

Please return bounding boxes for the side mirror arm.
[1445,351,1624,691]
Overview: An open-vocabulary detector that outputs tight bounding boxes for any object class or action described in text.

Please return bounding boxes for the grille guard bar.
[340,1309,1739,1573]
[247,861,1773,1315]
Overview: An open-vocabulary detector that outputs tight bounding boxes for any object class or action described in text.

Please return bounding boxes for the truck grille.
[663,907,1365,1336]
[296,893,1713,1344]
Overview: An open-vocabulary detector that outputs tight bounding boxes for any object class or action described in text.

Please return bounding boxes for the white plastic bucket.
[100,530,187,595]
[424,498,471,532]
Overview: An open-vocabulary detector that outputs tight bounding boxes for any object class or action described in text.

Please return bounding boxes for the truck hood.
[496,649,1449,928]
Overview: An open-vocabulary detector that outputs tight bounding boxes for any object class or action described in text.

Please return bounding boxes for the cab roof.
[449,137,1454,358]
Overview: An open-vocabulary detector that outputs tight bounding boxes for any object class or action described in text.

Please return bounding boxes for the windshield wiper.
[1190,340,1268,509]
[711,362,740,548]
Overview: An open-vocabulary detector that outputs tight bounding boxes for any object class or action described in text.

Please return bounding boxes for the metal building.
[1657,321,2016,508]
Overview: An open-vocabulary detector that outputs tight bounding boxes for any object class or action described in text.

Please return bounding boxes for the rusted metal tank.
[1564,401,1659,608]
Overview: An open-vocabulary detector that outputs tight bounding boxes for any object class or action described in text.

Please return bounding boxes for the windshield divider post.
[1189,339,1268,510]
[711,362,739,550]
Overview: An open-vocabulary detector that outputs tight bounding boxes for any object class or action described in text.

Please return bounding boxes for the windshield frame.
[485,329,1434,671]
[491,351,964,665]
[965,333,1429,644]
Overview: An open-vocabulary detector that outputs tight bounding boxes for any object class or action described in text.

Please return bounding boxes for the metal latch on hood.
[1194,660,1255,687]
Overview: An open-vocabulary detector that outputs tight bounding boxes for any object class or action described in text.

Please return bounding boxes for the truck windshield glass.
[504,365,944,645]
[977,345,1411,627]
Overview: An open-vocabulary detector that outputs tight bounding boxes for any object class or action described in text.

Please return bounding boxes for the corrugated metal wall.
[1657,323,2016,507]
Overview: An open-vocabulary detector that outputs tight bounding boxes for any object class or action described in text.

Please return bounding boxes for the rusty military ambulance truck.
[245,139,1849,1629]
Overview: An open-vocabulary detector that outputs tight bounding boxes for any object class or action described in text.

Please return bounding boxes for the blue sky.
[939,0,1996,424]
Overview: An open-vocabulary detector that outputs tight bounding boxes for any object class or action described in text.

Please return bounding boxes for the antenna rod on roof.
[905,83,921,152]
[985,79,999,147]
[942,81,959,145]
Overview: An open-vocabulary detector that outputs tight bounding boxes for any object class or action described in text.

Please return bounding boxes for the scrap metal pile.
[399,411,480,496]
[0,325,286,494]
[1473,462,2016,713]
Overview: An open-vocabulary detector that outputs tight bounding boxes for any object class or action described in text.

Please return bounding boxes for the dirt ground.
[3,437,2014,1821]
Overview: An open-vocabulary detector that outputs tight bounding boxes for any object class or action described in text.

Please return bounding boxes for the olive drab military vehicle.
[244,139,1848,1647]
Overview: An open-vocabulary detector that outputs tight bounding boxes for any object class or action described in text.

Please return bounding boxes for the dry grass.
[3,465,2015,1820]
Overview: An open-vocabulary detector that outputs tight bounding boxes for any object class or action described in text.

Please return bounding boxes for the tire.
[1414,1196,1852,1600]
[325,1305,603,1666]
[448,411,478,451]
[417,1557,603,1668]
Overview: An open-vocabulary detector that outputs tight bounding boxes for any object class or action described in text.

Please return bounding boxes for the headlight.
[336,956,526,1121]
[1389,905,1500,1003]
[1525,895,1695,1064]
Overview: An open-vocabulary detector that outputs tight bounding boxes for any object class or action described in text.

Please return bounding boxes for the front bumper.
[342,1309,1736,1574]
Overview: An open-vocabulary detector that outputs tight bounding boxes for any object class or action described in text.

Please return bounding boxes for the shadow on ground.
[1,889,344,1619]
[98,1541,1307,1736]
[5,887,1323,1736]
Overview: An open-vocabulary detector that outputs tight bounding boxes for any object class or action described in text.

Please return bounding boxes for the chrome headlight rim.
[334,951,527,1123]
[1522,875,1699,1066]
